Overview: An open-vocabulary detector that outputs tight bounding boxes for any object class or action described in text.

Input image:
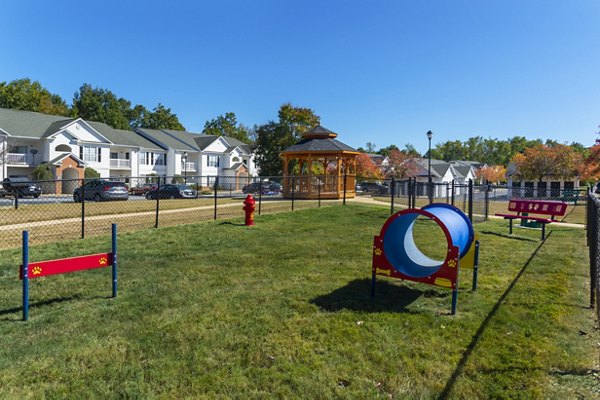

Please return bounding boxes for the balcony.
[7,153,34,165]
[182,162,196,172]
[110,158,131,169]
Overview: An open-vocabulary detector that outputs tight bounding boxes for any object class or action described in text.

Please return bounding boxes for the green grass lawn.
[0,204,597,398]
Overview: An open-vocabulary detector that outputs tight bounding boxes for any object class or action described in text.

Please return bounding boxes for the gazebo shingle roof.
[283,137,357,153]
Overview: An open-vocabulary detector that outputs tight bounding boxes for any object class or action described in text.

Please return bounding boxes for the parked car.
[2,177,42,198]
[242,181,282,195]
[0,183,7,198]
[145,184,196,199]
[73,179,129,202]
[129,183,158,196]
[357,182,388,194]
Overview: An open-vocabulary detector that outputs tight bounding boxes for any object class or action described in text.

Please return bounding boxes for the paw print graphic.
[447,259,457,268]
[374,248,382,256]
[99,257,108,265]
[32,266,42,275]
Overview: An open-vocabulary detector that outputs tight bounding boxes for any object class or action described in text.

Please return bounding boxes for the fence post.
[409,178,413,208]
[318,175,321,208]
[468,179,473,222]
[412,179,417,208]
[451,179,455,206]
[291,176,295,211]
[214,176,219,220]
[343,171,347,206]
[14,192,18,210]
[484,182,490,221]
[446,182,450,204]
[390,177,395,215]
[258,176,262,215]
[155,178,161,228]
[81,178,85,239]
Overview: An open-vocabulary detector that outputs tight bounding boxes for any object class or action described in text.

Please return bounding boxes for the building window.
[79,146,101,163]
[207,155,220,167]
[143,152,166,166]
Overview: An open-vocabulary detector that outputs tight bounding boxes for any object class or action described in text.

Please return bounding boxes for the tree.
[254,122,284,176]
[433,140,464,161]
[365,142,377,153]
[0,78,69,116]
[140,104,185,130]
[84,167,100,178]
[511,144,581,182]
[478,165,507,184]
[377,144,399,157]
[72,84,132,129]
[355,153,381,179]
[203,112,250,143]
[31,163,54,181]
[387,149,419,178]
[580,144,600,184]
[277,103,320,140]
[403,143,421,158]
[254,104,320,176]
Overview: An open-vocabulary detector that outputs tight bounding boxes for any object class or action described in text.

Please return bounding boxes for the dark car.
[242,181,282,195]
[73,179,129,202]
[358,182,388,194]
[130,183,158,196]
[145,184,196,199]
[0,183,7,198]
[2,177,42,198]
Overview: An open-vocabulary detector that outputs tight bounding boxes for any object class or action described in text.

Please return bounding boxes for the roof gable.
[47,119,112,144]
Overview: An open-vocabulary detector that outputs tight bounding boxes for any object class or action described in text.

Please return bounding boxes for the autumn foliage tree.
[387,149,419,178]
[355,153,382,179]
[511,144,581,182]
[579,144,600,184]
[478,165,507,184]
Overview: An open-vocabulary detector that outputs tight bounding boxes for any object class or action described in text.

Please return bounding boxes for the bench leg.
[541,223,546,241]
[509,218,513,235]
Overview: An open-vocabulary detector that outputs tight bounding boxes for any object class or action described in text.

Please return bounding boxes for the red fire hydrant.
[243,194,256,226]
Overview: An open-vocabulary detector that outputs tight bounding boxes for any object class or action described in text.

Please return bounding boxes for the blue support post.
[472,240,480,291]
[22,231,29,321]
[370,272,376,298]
[451,258,460,315]
[112,224,118,298]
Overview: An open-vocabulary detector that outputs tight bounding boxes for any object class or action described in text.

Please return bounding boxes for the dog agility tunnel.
[381,204,474,278]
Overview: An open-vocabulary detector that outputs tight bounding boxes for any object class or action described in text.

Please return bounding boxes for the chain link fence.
[586,191,599,319]
[0,175,588,250]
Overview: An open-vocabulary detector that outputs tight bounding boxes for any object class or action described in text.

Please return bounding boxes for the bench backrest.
[508,199,567,217]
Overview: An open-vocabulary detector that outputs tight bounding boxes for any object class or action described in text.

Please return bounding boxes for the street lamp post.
[427,130,433,204]
[183,152,188,185]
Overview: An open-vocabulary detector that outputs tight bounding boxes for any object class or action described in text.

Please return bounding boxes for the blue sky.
[0,0,598,153]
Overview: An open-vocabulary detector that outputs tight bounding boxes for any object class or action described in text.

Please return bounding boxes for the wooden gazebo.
[280,125,359,199]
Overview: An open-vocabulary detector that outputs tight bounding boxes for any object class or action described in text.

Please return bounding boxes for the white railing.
[110,159,131,169]
[7,153,32,165]
[182,162,196,172]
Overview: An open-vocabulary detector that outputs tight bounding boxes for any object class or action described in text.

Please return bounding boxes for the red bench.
[495,199,567,240]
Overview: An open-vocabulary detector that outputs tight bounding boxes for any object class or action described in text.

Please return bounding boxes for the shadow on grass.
[310,278,422,313]
[219,221,246,227]
[438,231,552,399]
[479,230,539,243]
[0,296,77,321]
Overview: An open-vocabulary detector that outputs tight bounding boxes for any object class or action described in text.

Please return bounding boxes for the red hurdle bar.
[21,224,118,321]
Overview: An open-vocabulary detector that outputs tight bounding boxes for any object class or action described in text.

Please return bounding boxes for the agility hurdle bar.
[21,224,118,321]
